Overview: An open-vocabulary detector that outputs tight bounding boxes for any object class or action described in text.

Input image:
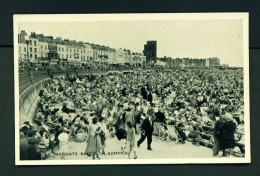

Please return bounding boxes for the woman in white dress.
[85,117,102,159]
[98,117,108,155]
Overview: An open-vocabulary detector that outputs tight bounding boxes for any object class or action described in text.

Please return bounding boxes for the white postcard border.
[14,13,250,165]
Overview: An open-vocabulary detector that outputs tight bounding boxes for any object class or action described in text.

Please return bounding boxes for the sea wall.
[19,78,51,126]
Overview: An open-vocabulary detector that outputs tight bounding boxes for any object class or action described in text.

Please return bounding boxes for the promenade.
[47,132,235,160]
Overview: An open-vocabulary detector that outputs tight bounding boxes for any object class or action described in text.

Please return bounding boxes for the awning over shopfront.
[40,60,49,64]
[50,61,58,65]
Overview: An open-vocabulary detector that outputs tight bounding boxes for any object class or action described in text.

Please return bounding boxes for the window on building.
[35,54,37,59]
[30,40,32,45]
[84,50,85,53]
[24,54,26,58]
[30,54,32,58]
[70,55,71,58]
[41,45,43,49]
[34,41,36,46]
[74,49,76,52]
[24,47,26,52]
[34,48,37,53]
[62,54,63,58]
[62,48,64,52]
[45,46,47,49]
[30,48,32,52]
[70,49,72,52]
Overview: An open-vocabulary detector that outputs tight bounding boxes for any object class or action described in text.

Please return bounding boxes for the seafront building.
[18,30,146,67]
[18,30,221,68]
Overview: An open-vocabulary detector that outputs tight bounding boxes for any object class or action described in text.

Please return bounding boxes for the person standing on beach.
[126,121,137,159]
[137,109,155,151]
[85,117,102,159]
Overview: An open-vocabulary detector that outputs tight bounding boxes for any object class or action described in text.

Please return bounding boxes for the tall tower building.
[206,57,220,67]
[18,30,27,43]
[143,41,157,63]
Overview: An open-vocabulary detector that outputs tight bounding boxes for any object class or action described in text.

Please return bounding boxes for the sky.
[18,19,244,67]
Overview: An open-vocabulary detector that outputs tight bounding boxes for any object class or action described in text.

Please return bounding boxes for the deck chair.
[172,125,184,144]
[154,122,161,140]
[157,122,170,141]
[73,100,82,109]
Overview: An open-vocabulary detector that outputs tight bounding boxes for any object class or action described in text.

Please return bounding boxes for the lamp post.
[25,36,29,62]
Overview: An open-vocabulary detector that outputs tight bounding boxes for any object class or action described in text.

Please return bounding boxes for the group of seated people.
[19,67,245,160]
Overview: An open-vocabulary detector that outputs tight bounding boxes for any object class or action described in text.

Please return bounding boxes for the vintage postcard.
[14,13,250,165]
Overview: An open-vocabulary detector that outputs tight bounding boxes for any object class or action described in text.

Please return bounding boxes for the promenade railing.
[19,70,49,94]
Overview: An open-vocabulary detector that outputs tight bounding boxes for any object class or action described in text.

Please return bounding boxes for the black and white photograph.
[14,13,250,165]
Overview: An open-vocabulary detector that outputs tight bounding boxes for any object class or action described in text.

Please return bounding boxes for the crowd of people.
[19,61,88,72]
[19,67,245,160]
[18,61,147,73]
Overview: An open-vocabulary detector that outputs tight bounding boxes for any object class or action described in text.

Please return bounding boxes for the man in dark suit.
[147,91,153,105]
[141,86,148,100]
[213,113,224,156]
[141,86,146,94]
[137,109,155,150]
[122,87,127,97]
[154,107,168,130]
[220,113,237,156]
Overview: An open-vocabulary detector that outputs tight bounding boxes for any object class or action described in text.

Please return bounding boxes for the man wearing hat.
[213,113,225,156]
[137,109,155,151]
[147,90,153,105]
[220,113,237,156]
